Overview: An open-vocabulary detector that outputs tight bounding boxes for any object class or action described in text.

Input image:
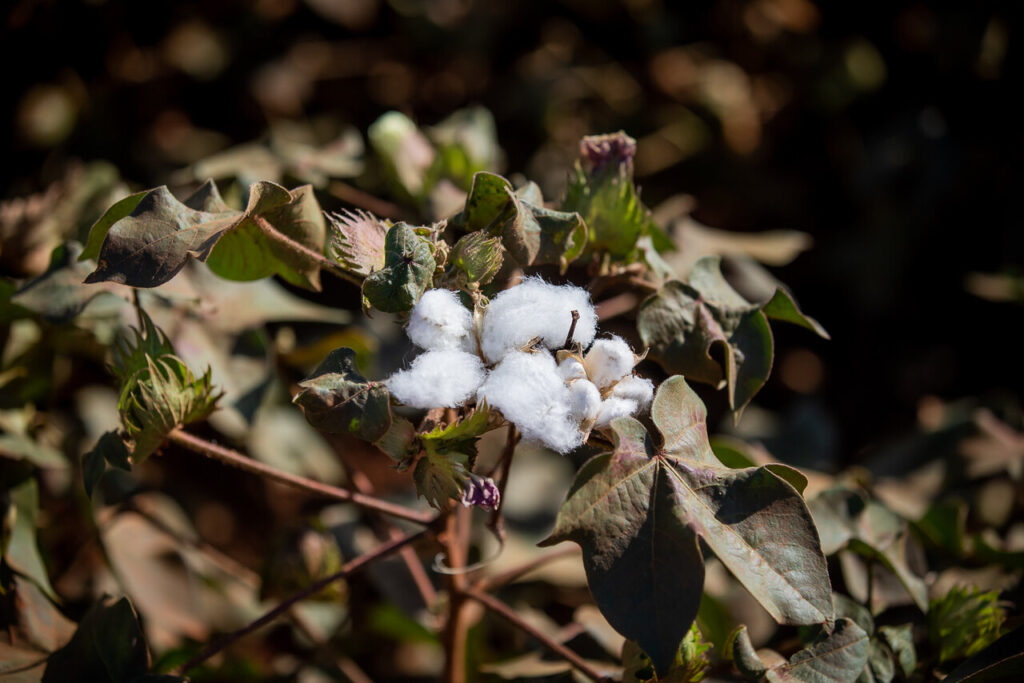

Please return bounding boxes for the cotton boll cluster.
[387,350,485,409]
[479,278,597,363]
[385,281,655,454]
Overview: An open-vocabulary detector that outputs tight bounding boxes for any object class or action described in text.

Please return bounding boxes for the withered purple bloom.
[578,131,636,176]
[461,473,500,510]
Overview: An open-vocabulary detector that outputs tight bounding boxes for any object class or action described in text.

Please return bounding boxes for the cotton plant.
[386,280,654,455]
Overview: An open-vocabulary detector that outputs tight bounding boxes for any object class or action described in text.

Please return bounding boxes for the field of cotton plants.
[3,2,1022,682]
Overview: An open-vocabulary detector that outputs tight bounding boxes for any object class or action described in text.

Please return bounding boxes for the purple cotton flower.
[579,132,636,176]
[461,473,500,510]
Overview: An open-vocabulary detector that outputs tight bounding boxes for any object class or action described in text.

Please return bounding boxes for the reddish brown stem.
[441,508,472,683]
[167,429,435,526]
[175,528,430,675]
[252,214,363,288]
[463,587,612,682]
[472,545,581,592]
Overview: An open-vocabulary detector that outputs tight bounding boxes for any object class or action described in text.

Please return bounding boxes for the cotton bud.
[387,350,485,409]
[480,278,597,364]
[583,335,636,388]
[406,288,475,352]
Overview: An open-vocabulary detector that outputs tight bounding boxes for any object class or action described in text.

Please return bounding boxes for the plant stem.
[252,214,363,288]
[463,587,612,682]
[167,428,435,526]
[441,508,472,683]
[486,425,519,544]
[472,545,580,592]
[562,309,581,349]
[175,528,430,675]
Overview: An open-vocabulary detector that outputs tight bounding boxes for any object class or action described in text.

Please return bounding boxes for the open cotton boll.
[387,350,485,409]
[594,397,639,428]
[479,278,597,364]
[584,335,636,388]
[406,288,475,352]
[611,375,654,411]
[568,379,601,423]
[477,351,583,454]
[557,357,587,382]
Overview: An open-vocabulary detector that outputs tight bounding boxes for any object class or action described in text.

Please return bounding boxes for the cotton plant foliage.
[385,277,651,453]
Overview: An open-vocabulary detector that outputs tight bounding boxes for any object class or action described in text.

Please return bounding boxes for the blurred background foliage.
[2,0,1023,680]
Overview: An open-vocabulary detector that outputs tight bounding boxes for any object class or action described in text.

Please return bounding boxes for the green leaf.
[42,597,150,683]
[119,355,220,462]
[292,348,392,442]
[413,449,469,509]
[449,230,504,286]
[454,172,513,231]
[762,288,829,339]
[206,182,327,290]
[877,624,915,678]
[84,180,328,290]
[543,377,832,674]
[79,191,148,261]
[929,587,1005,663]
[327,209,387,278]
[420,406,493,455]
[638,257,776,414]
[729,626,769,679]
[502,183,587,272]
[561,132,655,257]
[4,478,58,601]
[82,431,131,499]
[362,224,436,313]
[865,639,895,683]
[766,618,869,683]
[943,626,1024,683]
[12,243,124,323]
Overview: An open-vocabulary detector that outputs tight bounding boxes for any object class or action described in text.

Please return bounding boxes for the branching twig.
[175,528,431,675]
[463,587,612,682]
[167,428,435,526]
[486,425,520,545]
[441,508,472,683]
[562,309,581,349]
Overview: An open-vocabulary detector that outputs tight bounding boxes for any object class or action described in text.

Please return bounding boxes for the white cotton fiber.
[406,289,476,352]
[568,379,601,423]
[557,357,587,382]
[387,350,485,409]
[611,375,654,411]
[479,278,597,364]
[594,397,639,428]
[477,351,583,454]
[584,335,636,388]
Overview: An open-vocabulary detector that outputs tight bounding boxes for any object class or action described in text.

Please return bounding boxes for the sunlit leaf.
[84,180,328,291]
[413,449,469,510]
[930,587,1005,663]
[292,347,391,442]
[362,223,436,313]
[943,626,1024,683]
[79,191,148,261]
[543,377,831,674]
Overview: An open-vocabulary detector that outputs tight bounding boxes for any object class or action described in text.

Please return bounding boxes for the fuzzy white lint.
[557,357,588,382]
[595,397,639,428]
[583,335,635,388]
[568,379,602,423]
[479,278,597,364]
[406,288,476,352]
[610,375,655,411]
[477,351,583,454]
[386,350,485,409]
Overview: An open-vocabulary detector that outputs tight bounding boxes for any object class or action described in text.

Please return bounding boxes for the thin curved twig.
[167,428,436,526]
